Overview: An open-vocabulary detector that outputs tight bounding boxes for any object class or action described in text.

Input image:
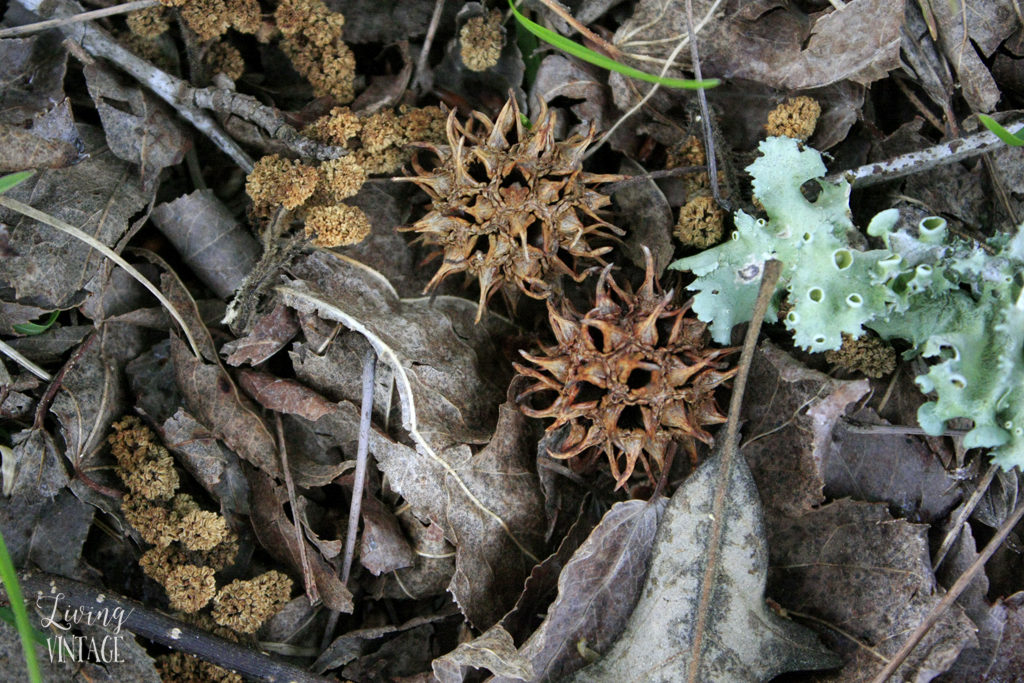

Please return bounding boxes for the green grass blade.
[0,171,34,195]
[0,530,43,683]
[0,608,49,647]
[978,114,1024,146]
[12,311,59,336]
[509,1,718,90]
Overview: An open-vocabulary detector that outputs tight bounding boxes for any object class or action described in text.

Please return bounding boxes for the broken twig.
[341,348,378,585]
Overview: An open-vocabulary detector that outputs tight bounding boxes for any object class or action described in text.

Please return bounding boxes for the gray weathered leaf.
[150,190,261,298]
[360,493,415,576]
[529,55,612,136]
[222,304,299,366]
[493,498,665,683]
[0,125,150,308]
[615,157,674,277]
[564,444,840,683]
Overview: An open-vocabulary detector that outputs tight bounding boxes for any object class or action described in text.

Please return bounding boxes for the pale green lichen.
[670,136,1024,470]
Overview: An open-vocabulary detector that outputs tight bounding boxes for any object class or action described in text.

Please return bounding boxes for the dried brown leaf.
[150,190,261,298]
[371,512,456,602]
[563,446,840,683]
[615,157,674,277]
[360,494,415,576]
[768,499,977,682]
[615,0,903,91]
[83,63,188,190]
[238,368,339,422]
[740,342,870,518]
[0,122,79,172]
[987,592,1024,683]
[222,304,300,367]
[0,302,48,335]
[492,499,665,683]
[928,0,1009,111]
[170,334,280,478]
[246,464,353,612]
[529,55,611,136]
[0,125,150,308]
[0,488,93,575]
[0,33,69,126]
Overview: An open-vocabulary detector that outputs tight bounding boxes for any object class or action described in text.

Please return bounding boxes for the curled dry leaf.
[222,304,300,367]
[529,55,611,136]
[0,126,150,309]
[170,335,280,479]
[563,444,840,683]
[433,625,533,683]
[615,157,675,277]
[492,498,666,683]
[246,464,354,613]
[83,63,189,191]
[238,369,338,422]
[614,0,903,91]
[371,511,456,602]
[768,499,977,682]
[150,190,261,299]
[359,493,415,576]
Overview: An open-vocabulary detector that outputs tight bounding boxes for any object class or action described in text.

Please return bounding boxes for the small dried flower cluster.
[158,0,260,42]
[109,419,238,614]
[401,96,623,322]
[825,333,897,378]
[203,41,245,81]
[245,154,320,216]
[275,0,356,103]
[766,96,821,141]
[126,6,169,39]
[460,10,503,72]
[515,250,738,489]
[211,571,293,633]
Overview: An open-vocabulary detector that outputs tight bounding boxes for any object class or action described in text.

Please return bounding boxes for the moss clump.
[766,97,821,141]
[126,6,169,39]
[203,41,245,81]
[211,571,293,634]
[245,154,320,216]
[675,196,725,249]
[275,0,356,103]
[304,204,371,247]
[460,10,503,72]
[825,333,897,378]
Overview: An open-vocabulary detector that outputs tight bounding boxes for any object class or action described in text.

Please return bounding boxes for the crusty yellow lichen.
[123,495,179,548]
[179,509,230,551]
[109,417,179,500]
[675,196,725,249]
[165,565,217,613]
[127,6,169,39]
[305,204,371,247]
[275,0,356,103]
[460,10,503,72]
[303,106,362,146]
[157,652,242,683]
[204,41,245,81]
[212,571,293,634]
[246,154,320,216]
[317,156,366,202]
[400,105,446,145]
[167,0,261,42]
[824,333,896,378]
[766,96,821,141]
[360,110,404,155]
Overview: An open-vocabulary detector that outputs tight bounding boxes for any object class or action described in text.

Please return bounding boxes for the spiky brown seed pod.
[514,249,737,489]
[399,97,624,322]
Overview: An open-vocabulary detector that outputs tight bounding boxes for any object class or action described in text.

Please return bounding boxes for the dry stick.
[869,494,1024,683]
[0,0,158,38]
[275,412,320,606]
[684,0,728,212]
[827,120,1024,190]
[13,0,254,172]
[686,260,780,683]
[0,340,52,382]
[4,571,336,683]
[342,348,378,584]
[413,0,446,94]
[178,86,349,161]
[931,461,1000,572]
[534,0,622,59]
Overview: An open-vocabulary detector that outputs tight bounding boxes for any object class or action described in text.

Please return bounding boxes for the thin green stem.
[0,531,42,683]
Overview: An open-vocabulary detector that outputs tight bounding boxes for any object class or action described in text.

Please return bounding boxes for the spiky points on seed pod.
[398,96,624,322]
[514,248,738,490]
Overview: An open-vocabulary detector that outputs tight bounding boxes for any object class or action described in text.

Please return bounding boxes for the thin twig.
[0,195,204,359]
[4,571,336,683]
[32,331,96,430]
[15,0,254,171]
[0,0,158,38]
[932,461,999,571]
[598,165,705,192]
[684,0,727,211]
[827,121,1024,189]
[533,0,622,59]
[0,340,52,382]
[412,0,445,94]
[782,608,891,664]
[275,413,319,605]
[869,494,1024,683]
[341,349,377,585]
[839,419,970,438]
